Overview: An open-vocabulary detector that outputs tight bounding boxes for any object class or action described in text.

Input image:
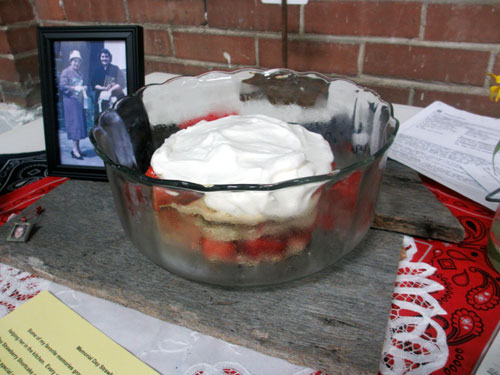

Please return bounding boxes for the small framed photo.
[7,222,33,242]
[37,26,144,180]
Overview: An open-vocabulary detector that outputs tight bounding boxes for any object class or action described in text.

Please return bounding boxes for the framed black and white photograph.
[37,26,144,180]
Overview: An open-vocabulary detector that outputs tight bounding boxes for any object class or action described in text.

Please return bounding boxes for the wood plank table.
[375,160,464,243]
[0,160,463,374]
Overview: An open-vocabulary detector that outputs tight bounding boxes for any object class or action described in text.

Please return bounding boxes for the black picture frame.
[37,26,144,180]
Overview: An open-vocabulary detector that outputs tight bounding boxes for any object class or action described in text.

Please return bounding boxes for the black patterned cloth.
[0,151,48,196]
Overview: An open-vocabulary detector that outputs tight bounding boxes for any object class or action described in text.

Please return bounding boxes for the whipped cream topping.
[150,114,334,219]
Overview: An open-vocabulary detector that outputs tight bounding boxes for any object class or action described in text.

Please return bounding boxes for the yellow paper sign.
[0,291,160,375]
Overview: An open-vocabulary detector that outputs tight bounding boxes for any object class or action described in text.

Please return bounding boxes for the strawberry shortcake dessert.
[147,114,336,264]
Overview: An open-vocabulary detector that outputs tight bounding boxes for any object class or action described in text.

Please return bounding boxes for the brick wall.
[1,0,499,117]
[0,0,39,106]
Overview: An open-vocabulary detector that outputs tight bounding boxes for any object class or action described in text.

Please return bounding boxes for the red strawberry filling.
[145,114,362,264]
[178,112,238,129]
[201,238,238,261]
[147,160,360,263]
[146,166,203,211]
[316,170,362,231]
[240,237,286,259]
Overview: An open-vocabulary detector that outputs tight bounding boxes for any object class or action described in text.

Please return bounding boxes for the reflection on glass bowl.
[90,68,399,287]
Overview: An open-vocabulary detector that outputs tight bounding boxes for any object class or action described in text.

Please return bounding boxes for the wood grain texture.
[0,180,403,374]
[374,159,465,243]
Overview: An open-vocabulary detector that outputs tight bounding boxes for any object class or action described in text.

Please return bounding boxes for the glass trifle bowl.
[90,68,399,287]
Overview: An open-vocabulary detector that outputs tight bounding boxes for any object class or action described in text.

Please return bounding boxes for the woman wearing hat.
[59,49,88,160]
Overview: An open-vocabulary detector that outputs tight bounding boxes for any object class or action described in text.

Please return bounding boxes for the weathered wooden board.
[374,159,465,243]
[0,180,403,374]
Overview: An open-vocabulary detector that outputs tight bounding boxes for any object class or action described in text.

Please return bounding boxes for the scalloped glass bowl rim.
[90,68,400,192]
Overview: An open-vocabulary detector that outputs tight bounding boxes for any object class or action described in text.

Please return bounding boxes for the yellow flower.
[488,73,500,102]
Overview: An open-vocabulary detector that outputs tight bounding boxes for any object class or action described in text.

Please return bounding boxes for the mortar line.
[123,0,130,23]
[419,3,427,40]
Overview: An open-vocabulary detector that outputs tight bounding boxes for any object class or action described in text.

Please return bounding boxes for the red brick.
[174,33,256,65]
[0,0,34,25]
[63,0,126,22]
[363,44,489,86]
[364,85,411,106]
[207,0,299,33]
[146,60,212,77]
[0,58,18,81]
[1,81,41,107]
[0,55,39,84]
[34,0,65,20]
[0,31,9,54]
[413,90,500,118]
[3,26,38,54]
[305,1,420,38]
[145,29,172,57]
[128,0,205,25]
[426,4,500,43]
[259,38,359,75]
[16,55,39,82]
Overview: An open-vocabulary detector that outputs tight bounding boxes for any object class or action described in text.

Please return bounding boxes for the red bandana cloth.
[0,177,67,226]
[414,178,499,375]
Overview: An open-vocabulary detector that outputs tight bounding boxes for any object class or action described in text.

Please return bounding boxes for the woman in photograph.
[13,224,26,239]
[59,50,88,160]
[91,48,126,113]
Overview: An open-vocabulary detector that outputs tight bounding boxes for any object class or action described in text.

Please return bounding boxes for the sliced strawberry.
[178,112,238,129]
[202,238,238,261]
[241,237,286,259]
[157,208,202,250]
[327,170,362,210]
[315,170,363,231]
[331,170,362,196]
[313,161,336,199]
[146,166,203,210]
[152,187,201,211]
[157,207,182,230]
[155,187,201,209]
[316,211,335,231]
[145,166,157,178]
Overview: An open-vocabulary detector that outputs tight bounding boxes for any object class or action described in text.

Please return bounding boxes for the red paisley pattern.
[421,177,500,375]
[465,268,500,310]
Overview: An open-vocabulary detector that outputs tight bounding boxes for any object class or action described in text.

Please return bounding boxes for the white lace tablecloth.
[0,235,448,375]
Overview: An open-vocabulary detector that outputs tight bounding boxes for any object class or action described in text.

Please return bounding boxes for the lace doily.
[0,263,324,375]
[0,263,49,317]
[182,363,325,375]
[380,236,449,375]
